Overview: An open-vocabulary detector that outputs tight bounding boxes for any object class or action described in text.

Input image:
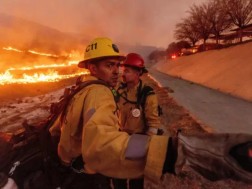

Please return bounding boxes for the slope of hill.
[0,13,87,71]
[119,43,160,60]
[0,13,87,52]
[155,41,252,102]
[0,13,159,71]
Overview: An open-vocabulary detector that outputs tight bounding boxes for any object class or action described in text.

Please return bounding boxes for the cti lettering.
[86,43,97,52]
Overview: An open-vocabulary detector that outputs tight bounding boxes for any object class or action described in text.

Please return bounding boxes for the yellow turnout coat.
[50,75,169,181]
[117,80,161,135]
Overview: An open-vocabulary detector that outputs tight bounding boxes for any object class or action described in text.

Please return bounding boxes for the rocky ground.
[0,77,77,132]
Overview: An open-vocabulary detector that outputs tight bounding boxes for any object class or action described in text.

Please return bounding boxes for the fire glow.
[7,61,80,71]
[0,68,89,85]
[3,46,23,53]
[1,47,89,85]
[3,46,60,58]
[0,70,89,85]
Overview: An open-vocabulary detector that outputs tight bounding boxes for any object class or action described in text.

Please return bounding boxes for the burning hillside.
[0,46,88,85]
[0,13,91,85]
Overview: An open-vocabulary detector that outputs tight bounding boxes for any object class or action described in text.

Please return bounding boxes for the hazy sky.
[0,0,207,48]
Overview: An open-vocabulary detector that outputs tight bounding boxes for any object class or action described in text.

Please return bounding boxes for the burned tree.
[188,3,213,49]
[221,0,252,42]
[174,17,200,46]
[207,0,232,44]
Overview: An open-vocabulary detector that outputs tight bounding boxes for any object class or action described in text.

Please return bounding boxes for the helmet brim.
[78,55,126,68]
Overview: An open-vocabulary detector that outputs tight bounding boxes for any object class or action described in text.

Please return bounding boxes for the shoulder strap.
[117,82,138,105]
[139,85,162,116]
[137,82,155,133]
[137,84,155,108]
[60,80,110,123]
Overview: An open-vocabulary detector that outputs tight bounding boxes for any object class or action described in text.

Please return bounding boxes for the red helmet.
[122,53,145,68]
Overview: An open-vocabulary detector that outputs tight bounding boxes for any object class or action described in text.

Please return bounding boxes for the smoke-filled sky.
[0,0,207,48]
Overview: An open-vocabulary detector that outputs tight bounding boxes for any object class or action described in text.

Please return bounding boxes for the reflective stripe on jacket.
[57,75,169,180]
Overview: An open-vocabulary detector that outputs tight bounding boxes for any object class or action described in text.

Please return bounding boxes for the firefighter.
[55,37,252,189]
[112,53,162,189]
[118,53,161,136]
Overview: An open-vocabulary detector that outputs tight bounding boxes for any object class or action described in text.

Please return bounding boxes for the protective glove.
[164,132,252,183]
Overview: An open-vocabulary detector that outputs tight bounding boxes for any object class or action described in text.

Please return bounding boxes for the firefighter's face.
[90,58,120,87]
[122,66,140,84]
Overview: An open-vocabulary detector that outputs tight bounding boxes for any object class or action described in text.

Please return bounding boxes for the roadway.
[150,69,252,134]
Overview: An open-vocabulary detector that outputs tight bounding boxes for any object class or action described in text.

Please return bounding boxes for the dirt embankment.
[155,41,252,102]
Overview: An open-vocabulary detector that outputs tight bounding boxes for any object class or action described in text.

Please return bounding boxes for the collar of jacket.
[79,75,120,103]
[79,75,100,82]
[127,81,141,93]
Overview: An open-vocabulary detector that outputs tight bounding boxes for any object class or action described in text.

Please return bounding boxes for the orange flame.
[3,46,23,53]
[27,50,59,58]
[1,46,88,85]
[3,46,61,58]
[0,69,89,85]
[8,61,79,71]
